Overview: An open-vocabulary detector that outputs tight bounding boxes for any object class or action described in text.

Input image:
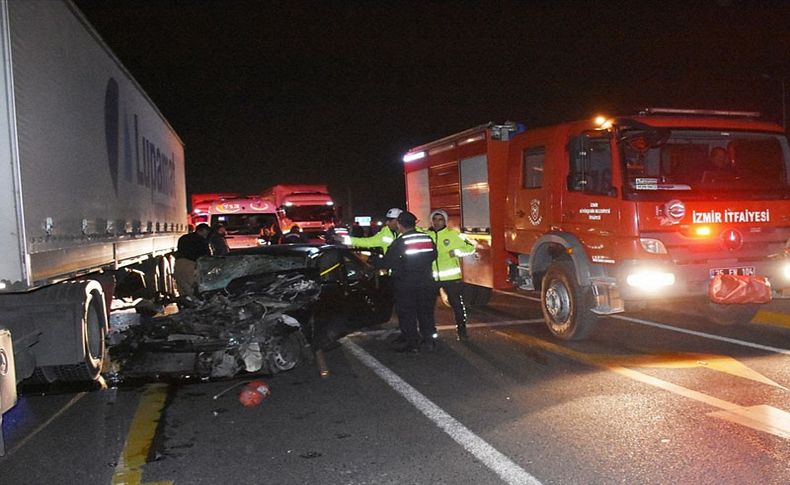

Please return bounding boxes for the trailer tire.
[29,366,58,385]
[159,255,176,298]
[53,282,107,382]
[142,259,161,299]
[541,259,597,340]
[702,302,759,326]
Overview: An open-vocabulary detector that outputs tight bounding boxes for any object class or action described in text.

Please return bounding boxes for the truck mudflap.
[709,274,772,304]
[590,277,625,315]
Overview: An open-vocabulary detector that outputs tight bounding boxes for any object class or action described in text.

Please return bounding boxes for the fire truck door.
[508,146,551,254]
[561,132,617,260]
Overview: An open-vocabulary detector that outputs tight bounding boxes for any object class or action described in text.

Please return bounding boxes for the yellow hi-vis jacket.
[350,226,399,254]
[427,227,476,281]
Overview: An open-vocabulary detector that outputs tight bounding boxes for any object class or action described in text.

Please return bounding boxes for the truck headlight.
[640,238,667,254]
[626,269,675,290]
[783,261,790,281]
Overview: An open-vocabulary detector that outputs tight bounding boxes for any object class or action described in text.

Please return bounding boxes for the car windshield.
[620,129,790,200]
[284,205,335,223]
[211,213,279,235]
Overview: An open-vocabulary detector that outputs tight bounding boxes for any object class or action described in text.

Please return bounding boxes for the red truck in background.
[261,184,336,237]
[402,109,790,340]
[189,192,239,227]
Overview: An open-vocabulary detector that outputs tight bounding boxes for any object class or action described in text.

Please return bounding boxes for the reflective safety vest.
[350,226,399,254]
[427,227,475,281]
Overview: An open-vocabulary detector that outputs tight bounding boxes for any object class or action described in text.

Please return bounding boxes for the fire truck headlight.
[783,261,790,281]
[626,269,675,290]
[640,238,668,254]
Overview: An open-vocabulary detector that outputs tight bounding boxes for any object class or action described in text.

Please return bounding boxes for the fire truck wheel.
[703,302,759,326]
[541,259,597,340]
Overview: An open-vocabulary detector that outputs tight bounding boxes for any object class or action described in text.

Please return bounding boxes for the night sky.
[73,0,790,218]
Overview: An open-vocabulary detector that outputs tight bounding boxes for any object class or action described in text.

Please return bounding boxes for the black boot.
[456,324,468,341]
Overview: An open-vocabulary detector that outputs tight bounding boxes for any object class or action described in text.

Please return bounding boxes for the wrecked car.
[112,245,393,379]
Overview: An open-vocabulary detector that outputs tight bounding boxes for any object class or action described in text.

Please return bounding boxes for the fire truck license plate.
[709,266,756,278]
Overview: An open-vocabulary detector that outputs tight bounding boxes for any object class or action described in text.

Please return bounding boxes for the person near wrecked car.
[376,210,438,353]
[349,207,403,254]
[208,223,230,256]
[428,209,476,341]
[283,225,308,243]
[174,223,211,297]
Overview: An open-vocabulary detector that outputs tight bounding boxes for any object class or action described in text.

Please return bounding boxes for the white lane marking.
[2,392,85,458]
[357,319,544,338]
[612,315,790,355]
[496,291,790,355]
[342,339,542,485]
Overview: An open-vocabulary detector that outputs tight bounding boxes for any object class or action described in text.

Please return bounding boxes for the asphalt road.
[1,292,788,484]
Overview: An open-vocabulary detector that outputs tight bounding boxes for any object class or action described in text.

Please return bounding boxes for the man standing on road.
[349,208,403,254]
[208,223,230,256]
[428,209,476,340]
[174,223,210,298]
[377,211,437,353]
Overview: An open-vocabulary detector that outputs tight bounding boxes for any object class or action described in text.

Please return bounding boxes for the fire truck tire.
[703,302,759,326]
[53,282,107,382]
[541,259,598,340]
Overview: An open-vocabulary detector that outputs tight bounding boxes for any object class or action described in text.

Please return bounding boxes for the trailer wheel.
[142,259,161,299]
[53,282,107,382]
[702,302,759,326]
[541,259,597,340]
[159,255,176,298]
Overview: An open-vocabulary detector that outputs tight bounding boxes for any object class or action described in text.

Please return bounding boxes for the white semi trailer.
[0,0,187,430]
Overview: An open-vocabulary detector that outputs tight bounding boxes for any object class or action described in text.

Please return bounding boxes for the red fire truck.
[403,109,790,340]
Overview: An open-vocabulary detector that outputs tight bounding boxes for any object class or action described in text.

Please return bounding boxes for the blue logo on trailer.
[104,78,119,194]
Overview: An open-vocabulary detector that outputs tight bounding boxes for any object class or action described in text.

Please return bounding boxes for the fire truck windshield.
[284,205,335,223]
[621,129,790,200]
[211,213,279,235]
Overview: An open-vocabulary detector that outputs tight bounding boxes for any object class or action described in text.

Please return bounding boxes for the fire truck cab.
[403,109,790,340]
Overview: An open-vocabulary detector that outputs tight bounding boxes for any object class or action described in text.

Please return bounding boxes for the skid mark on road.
[497,330,790,440]
[343,339,543,485]
[112,383,172,485]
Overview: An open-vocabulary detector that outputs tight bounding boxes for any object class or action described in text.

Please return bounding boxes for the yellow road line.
[112,383,172,485]
[752,310,790,329]
[497,330,790,439]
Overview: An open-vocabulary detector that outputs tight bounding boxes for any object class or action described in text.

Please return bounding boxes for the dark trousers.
[435,280,467,330]
[394,282,436,346]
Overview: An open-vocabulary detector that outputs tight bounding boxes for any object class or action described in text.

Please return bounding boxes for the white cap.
[385,208,403,219]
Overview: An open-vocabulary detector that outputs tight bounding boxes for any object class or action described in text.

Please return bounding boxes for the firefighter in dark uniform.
[377,211,438,352]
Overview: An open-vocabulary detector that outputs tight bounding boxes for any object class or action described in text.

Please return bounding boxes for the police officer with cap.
[377,210,437,352]
[349,208,403,254]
